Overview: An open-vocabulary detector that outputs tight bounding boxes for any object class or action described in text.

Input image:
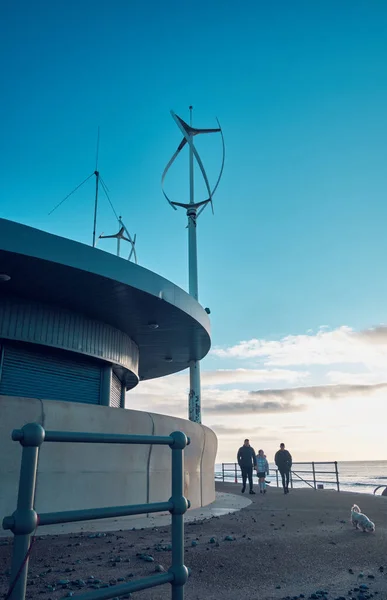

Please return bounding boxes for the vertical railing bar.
[7,423,44,600]
[170,432,188,600]
[312,462,316,489]
[335,461,340,492]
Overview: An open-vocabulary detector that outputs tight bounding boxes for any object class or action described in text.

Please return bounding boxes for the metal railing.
[218,461,340,492]
[2,423,190,600]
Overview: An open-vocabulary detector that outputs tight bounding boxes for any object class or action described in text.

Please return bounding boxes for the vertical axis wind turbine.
[161,107,225,423]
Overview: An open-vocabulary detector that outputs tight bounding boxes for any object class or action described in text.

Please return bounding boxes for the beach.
[1,482,387,600]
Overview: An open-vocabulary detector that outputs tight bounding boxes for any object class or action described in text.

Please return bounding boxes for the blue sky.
[2,1,387,460]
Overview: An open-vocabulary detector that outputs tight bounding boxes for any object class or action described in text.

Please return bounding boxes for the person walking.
[256,449,269,494]
[237,439,256,494]
[274,442,292,494]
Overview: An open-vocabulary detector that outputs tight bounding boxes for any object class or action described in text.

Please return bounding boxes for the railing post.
[335,461,340,492]
[276,469,279,487]
[290,471,293,489]
[4,423,45,600]
[222,463,225,482]
[234,463,238,483]
[312,462,316,489]
[169,432,189,600]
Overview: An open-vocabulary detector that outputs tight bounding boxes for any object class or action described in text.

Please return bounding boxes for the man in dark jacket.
[274,442,292,494]
[237,439,256,494]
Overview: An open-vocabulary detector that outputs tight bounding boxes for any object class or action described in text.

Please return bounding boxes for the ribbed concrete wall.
[0,396,217,533]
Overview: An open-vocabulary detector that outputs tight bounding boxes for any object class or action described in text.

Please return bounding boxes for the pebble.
[137,553,154,562]
[209,537,216,543]
[224,536,234,541]
[155,564,165,572]
[191,540,198,546]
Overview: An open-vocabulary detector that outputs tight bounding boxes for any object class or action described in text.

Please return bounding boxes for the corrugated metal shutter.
[0,344,101,404]
[110,371,122,408]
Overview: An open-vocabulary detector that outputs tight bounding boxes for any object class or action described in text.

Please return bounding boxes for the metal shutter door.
[110,371,122,408]
[0,344,101,404]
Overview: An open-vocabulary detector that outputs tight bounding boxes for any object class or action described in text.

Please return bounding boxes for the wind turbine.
[162,107,225,423]
[98,217,137,263]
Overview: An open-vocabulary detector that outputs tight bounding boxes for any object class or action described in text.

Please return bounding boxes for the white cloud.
[212,325,387,369]
[201,368,307,386]
[326,370,385,385]
[249,382,387,400]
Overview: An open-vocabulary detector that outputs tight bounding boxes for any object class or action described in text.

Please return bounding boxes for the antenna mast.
[48,128,137,263]
[162,106,225,423]
[92,126,100,247]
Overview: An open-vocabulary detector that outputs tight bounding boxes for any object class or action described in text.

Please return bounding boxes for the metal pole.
[335,461,340,492]
[169,432,188,600]
[188,361,201,423]
[92,170,99,247]
[117,217,122,257]
[92,127,100,248]
[222,463,224,482]
[290,471,293,489]
[234,463,238,483]
[6,423,44,600]
[312,462,316,489]
[187,105,201,424]
[276,469,279,487]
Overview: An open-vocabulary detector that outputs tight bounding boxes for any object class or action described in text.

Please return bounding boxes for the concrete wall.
[0,396,217,532]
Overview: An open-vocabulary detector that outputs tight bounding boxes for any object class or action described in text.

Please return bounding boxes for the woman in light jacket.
[256,449,269,494]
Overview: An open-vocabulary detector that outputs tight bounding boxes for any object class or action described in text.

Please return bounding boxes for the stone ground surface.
[1,482,387,600]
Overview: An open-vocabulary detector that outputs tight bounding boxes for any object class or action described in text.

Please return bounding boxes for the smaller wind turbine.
[98,217,137,263]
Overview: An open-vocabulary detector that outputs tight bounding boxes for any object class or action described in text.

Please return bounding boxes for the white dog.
[351,504,375,532]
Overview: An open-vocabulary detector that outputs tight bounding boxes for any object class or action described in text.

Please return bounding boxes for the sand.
[1,482,387,600]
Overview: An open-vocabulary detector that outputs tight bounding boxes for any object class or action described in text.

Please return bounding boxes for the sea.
[215,461,387,495]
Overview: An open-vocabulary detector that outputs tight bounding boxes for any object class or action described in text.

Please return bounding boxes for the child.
[256,449,269,494]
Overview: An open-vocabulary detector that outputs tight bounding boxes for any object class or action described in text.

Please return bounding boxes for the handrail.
[2,423,190,600]
[218,461,340,492]
[291,470,315,489]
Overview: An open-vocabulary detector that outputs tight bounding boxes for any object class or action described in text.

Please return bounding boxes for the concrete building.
[0,218,217,529]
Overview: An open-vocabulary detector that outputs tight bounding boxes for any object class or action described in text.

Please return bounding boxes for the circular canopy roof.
[0,219,211,381]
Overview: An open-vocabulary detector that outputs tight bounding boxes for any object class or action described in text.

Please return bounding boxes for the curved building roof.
[0,219,211,381]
